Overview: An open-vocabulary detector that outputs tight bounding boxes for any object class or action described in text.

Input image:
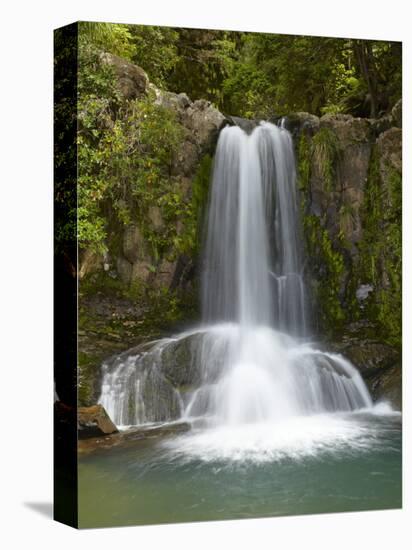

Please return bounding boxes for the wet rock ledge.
[77,403,190,455]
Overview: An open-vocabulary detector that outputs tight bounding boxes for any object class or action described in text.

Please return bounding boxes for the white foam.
[370,401,401,416]
[163,413,383,464]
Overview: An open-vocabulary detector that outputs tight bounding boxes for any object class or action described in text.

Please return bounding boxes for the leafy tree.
[221,33,401,118]
[78,23,401,119]
[349,39,401,117]
[222,35,356,117]
[54,25,78,259]
[128,25,179,87]
[78,22,134,59]
[77,45,186,256]
[166,28,239,105]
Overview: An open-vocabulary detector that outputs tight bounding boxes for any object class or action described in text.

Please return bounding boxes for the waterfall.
[202,123,306,334]
[99,122,373,429]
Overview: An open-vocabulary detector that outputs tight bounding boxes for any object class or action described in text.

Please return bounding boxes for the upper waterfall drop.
[202,122,307,335]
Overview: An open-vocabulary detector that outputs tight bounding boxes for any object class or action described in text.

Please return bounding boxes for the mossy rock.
[330,338,400,378]
[369,364,402,410]
[160,333,205,387]
[328,331,401,408]
[78,352,104,406]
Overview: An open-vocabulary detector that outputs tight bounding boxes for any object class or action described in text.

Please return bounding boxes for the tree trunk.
[353,40,378,118]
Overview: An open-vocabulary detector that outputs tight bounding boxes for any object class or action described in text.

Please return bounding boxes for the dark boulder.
[100,53,148,100]
[226,115,258,134]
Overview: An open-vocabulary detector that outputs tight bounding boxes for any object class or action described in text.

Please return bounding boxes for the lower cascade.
[99,122,374,437]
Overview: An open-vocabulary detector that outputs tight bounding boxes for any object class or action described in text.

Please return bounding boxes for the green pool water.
[78,410,401,528]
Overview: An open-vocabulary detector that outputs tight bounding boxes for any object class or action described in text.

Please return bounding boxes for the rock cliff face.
[287,103,402,407]
[80,53,227,292]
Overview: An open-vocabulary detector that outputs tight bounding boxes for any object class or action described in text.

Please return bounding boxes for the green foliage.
[77,46,185,255]
[148,286,186,326]
[167,29,239,105]
[348,40,402,117]
[181,154,213,254]
[298,128,339,195]
[297,133,311,192]
[54,25,78,255]
[298,130,347,332]
[303,215,346,332]
[222,62,274,119]
[312,128,339,191]
[77,43,213,325]
[222,35,355,117]
[78,21,134,59]
[78,22,401,119]
[356,148,402,345]
[77,46,120,253]
[222,35,401,118]
[78,351,99,406]
[299,130,401,345]
[338,202,356,242]
[128,25,179,87]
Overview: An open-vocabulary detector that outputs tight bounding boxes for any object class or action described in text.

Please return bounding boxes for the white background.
[0,0,410,548]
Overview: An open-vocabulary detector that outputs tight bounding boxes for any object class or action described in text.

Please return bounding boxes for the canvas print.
[54,22,402,528]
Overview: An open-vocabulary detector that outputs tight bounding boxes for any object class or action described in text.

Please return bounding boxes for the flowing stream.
[80,122,401,527]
